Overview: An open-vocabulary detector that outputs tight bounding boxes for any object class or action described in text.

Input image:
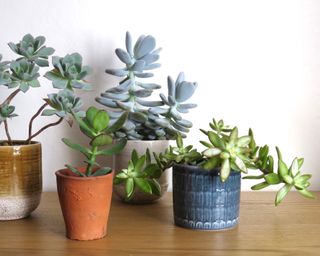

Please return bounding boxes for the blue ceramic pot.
[173,164,241,230]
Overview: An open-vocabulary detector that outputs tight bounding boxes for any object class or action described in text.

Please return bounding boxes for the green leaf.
[41,109,57,116]
[208,131,225,148]
[73,112,97,138]
[251,182,269,190]
[144,164,162,178]
[105,112,128,134]
[220,159,230,182]
[134,178,152,194]
[114,177,125,185]
[131,150,139,165]
[203,148,221,158]
[278,159,289,179]
[90,134,113,147]
[62,138,91,158]
[91,167,112,176]
[176,134,183,148]
[86,106,99,126]
[243,174,264,179]
[149,179,161,196]
[234,156,247,173]
[125,178,134,198]
[203,157,220,170]
[96,138,126,156]
[93,110,109,132]
[237,136,251,147]
[289,158,299,177]
[298,189,315,199]
[65,164,85,177]
[200,140,212,148]
[264,173,281,184]
[116,172,129,179]
[229,127,238,143]
[135,155,146,171]
[146,148,151,165]
[275,184,292,206]
[297,158,304,169]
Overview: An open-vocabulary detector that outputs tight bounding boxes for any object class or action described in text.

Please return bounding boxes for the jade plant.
[62,106,127,177]
[114,149,163,198]
[0,34,90,145]
[96,32,197,140]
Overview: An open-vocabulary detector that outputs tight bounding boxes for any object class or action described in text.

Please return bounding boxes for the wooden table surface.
[0,192,319,256]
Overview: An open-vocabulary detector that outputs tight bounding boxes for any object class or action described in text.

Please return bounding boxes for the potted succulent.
[0,34,91,220]
[160,118,314,230]
[56,106,127,240]
[96,32,198,203]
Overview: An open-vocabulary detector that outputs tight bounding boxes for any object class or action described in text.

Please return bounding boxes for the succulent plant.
[63,106,127,177]
[8,34,55,67]
[96,32,197,140]
[0,104,17,124]
[114,149,162,199]
[0,34,92,145]
[42,90,85,125]
[45,53,91,91]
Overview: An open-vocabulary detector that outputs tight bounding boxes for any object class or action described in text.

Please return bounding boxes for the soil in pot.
[56,167,113,240]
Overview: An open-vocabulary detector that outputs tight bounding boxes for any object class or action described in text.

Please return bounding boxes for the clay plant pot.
[0,141,42,220]
[173,164,241,230]
[113,140,170,204]
[56,167,113,241]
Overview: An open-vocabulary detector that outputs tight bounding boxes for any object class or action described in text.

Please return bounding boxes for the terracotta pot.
[0,141,42,220]
[56,167,113,241]
[113,140,170,204]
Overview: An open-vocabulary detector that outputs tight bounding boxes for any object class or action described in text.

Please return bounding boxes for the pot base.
[174,216,239,230]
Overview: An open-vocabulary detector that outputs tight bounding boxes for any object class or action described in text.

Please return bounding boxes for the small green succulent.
[8,34,55,67]
[42,90,84,126]
[45,53,91,91]
[63,106,128,177]
[6,59,40,92]
[114,149,162,199]
[0,54,11,85]
[96,32,197,140]
[0,104,17,124]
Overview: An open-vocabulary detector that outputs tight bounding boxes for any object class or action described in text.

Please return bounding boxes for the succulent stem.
[4,120,12,145]
[27,102,49,144]
[86,146,98,176]
[26,117,63,143]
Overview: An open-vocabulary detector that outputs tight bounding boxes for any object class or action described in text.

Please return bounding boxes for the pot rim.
[0,140,40,148]
[55,168,113,180]
[125,139,172,142]
[173,163,240,176]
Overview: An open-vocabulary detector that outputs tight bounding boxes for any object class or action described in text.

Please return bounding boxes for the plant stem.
[26,117,63,143]
[4,120,12,145]
[27,103,48,144]
[86,146,98,176]
[1,89,21,106]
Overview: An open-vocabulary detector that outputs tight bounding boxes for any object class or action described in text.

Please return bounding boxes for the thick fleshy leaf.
[116,48,132,64]
[175,81,197,103]
[62,138,91,158]
[264,173,281,184]
[90,134,113,147]
[203,148,221,157]
[134,35,156,59]
[126,178,134,198]
[96,138,127,155]
[125,32,133,56]
[134,177,152,194]
[220,159,231,182]
[91,167,112,177]
[275,184,292,206]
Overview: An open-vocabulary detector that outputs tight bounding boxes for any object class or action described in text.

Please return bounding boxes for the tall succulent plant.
[0,34,92,145]
[96,32,197,140]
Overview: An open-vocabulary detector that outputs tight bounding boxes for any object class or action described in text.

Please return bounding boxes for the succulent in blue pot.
[158,118,314,230]
[0,34,92,220]
[96,32,198,203]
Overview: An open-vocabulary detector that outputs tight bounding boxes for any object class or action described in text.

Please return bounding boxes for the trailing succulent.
[114,149,163,199]
[159,118,314,205]
[63,106,127,177]
[0,34,92,145]
[96,32,197,140]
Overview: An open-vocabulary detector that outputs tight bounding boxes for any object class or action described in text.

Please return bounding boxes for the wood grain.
[0,191,319,256]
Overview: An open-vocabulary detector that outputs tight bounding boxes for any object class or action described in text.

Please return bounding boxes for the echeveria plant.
[62,106,127,177]
[0,34,91,146]
[96,32,197,140]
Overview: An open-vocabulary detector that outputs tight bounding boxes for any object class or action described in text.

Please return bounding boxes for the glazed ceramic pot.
[0,141,42,220]
[173,164,241,230]
[113,140,170,204]
[56,167,113,241]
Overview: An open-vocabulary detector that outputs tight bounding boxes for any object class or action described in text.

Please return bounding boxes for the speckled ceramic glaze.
[113,140,170,204]
[173,164,241,230]
[0,141,42,220]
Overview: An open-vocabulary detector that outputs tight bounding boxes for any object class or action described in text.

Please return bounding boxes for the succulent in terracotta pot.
[160,118,314,230]
[96,32,198,203]
[56,106,127,240]
[0,34,91,220]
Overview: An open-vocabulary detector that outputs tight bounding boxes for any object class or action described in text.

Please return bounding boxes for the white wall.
[0,0,319,191]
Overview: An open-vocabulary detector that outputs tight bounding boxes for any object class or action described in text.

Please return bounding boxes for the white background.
[0,0,319,191]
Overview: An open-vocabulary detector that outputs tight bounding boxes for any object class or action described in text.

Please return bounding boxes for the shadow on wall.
[61,36,120,170]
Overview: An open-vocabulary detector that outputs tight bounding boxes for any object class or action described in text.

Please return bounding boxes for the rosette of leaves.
[96,32,198,140]
[8,34,55,67]
[42,90,85,125]
[114,149,162,199]
[45,53,91,91]
[0,104,17,124]
[62,106,128,177]
[5,59,40,92]
[0,54,11,85]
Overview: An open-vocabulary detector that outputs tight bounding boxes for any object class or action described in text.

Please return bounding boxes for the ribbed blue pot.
[173,164,241,230]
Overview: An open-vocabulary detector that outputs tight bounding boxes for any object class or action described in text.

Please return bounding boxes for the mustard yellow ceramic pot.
[0,141,42,220]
